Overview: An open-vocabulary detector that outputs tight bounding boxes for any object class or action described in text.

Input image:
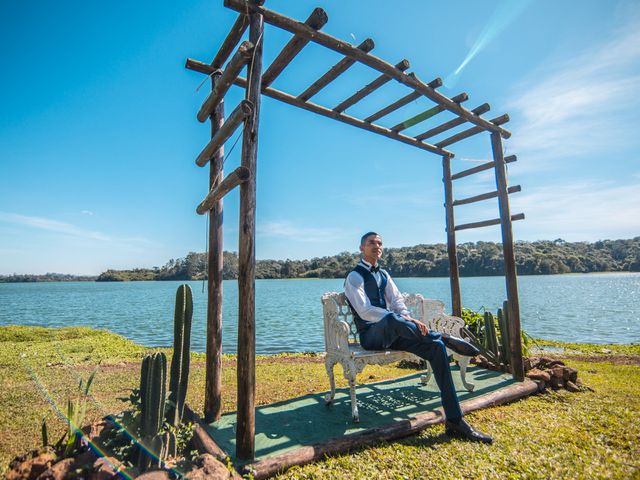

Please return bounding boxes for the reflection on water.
[0,273,638,354]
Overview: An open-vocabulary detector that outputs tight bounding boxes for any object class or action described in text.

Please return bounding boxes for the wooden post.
[236,6,263,460]
[490,132,525,381]
[204,73,225,423]
[442,156,461,317]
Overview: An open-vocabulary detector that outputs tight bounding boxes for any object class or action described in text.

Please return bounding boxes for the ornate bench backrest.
[321,291,431,350]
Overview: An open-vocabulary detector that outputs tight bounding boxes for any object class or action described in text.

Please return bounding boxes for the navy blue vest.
[347,264,388,333]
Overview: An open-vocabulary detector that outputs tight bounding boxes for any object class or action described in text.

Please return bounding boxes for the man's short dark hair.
[360,231,379,246]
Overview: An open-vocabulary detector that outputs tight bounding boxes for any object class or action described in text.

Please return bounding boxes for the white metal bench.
[321,291,475,422]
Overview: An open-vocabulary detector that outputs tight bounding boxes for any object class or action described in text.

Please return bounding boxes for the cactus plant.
[483,311,500,361]
[497,302,512,367]
[138,351,167,471]
[166,284,193,428]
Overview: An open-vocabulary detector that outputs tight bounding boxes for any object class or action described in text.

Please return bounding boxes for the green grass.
[533,337,640,356]
[1,326,639,479]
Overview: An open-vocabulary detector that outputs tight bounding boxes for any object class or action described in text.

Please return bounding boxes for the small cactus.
[138,352,167,471]
[166,284,193,427]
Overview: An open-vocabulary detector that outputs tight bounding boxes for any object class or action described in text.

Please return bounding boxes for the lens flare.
[445,0,533,88]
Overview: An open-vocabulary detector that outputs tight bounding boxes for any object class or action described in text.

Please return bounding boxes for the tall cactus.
[483,311,500,361]
[138,352,167,470]
[166,284,193,427]
[497,302,512,367]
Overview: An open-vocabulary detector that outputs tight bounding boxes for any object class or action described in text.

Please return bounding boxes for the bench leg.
[340,361,360,423]
[420,361,433,386]
[348,377,359,423]
[324,356,337,405]
[457,355,475,391]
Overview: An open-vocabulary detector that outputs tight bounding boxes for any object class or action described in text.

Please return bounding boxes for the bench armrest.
[327,319,351,353]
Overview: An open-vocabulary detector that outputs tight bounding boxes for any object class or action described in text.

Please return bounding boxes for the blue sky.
[1,0,639,275]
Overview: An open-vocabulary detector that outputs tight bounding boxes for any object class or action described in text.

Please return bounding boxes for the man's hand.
[402,314,429,336]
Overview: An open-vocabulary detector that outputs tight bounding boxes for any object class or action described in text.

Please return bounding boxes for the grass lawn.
[1,326,639,479]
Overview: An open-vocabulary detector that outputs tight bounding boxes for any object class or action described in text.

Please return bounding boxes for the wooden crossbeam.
[195,100,253,167]
[224,0,511,138]
[333,59,410,113]
[261,8,328,87]
[298,38,374,102]
[453,185,521,207]
[186,59,453,156]
[455,213,524,231]
[435,114,509,148]
[211,14,249,69]
[236,75,451,156]
[196,166,251,214]
[416,103,490,141]
[391,92,468,132]
[451,155,516,181]
[364,75,443,123]
[197,41,254,122]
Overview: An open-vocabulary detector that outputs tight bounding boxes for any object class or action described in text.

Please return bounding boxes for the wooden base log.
[183,406,229,463]
[243,380,539,479]
[196,166,251,214]
[183,406,244,480]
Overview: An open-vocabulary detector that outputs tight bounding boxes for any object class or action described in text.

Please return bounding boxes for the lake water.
[0,273,638,354]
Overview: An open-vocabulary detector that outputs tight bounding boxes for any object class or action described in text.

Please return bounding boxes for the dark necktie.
[370,265,380,273]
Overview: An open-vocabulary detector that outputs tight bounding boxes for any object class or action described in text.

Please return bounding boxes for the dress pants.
[359,312,463,420]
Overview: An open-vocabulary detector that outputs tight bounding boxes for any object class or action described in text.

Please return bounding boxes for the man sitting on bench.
[344,231,493,443]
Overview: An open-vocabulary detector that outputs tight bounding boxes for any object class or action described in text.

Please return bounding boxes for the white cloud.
[510,180,640,240]
[507,14,640,165]
[0,211,156,248]
[257,220,342,242]
[80,210,94,216]
[0,212,111,241]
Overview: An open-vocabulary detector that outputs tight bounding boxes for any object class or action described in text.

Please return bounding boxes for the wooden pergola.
[186,0,525,462]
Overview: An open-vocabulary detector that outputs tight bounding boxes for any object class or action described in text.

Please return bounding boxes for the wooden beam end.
[397,59,411,71]
[452,92,469,104]
[428,77,443,89]
[360,38,375,52]
[238,40,256,58]
[308,7,328,29]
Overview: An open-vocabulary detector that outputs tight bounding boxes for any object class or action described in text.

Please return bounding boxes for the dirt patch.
[534,353,640,366]
[70,353,325,375]
[565,354,640,366]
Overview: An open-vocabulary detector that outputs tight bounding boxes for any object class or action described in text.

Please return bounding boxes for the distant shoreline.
[1,270,639,284]
[2,237,638,283]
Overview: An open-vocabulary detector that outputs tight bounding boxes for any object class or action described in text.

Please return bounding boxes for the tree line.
[92,237,640,282]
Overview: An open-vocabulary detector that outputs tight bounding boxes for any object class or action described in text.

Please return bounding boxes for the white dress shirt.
[344,259,410,322]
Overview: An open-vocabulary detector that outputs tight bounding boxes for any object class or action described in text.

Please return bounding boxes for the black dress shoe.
[440,333,481,357]
[445,418,493,444]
